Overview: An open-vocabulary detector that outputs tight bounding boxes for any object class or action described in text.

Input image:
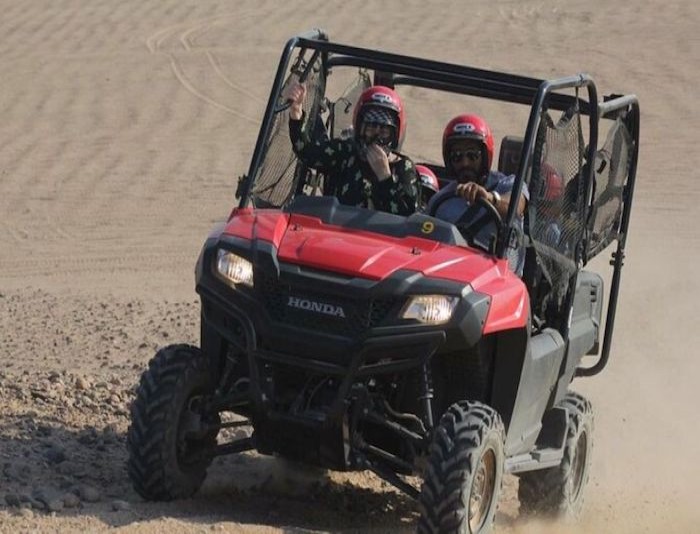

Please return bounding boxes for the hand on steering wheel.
[430,189,502,247]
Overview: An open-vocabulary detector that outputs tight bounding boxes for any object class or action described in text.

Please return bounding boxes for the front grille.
[257,271,397,337]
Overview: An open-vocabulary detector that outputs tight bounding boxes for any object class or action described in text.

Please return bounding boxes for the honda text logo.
[287,296,346,318]
[453,122,476,135]
[371,93,394,105]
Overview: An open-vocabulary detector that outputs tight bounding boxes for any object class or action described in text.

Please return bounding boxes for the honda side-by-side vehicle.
[126,30,639,533]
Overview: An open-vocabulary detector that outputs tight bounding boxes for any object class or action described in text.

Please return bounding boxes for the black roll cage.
[237,29,640,377]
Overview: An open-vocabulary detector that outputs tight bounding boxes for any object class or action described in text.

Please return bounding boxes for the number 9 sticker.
[421,221,435,234]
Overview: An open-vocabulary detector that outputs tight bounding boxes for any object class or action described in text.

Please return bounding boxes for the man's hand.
[365,144,392,181]
[456,182,524,217]
[456,182,491,204]
[283,79,306,120]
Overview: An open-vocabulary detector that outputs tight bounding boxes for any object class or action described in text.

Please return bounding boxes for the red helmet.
[442,114,495,177]
[416,164,440,195]
[543,164,564,200]
[353,86,406,149]
[541,163,564,215]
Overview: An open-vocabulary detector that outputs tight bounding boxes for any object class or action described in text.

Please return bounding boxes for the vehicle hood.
[222,209,506,288]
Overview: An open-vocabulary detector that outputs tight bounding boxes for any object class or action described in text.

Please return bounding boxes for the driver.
[428,114,529,274]
[284,80,419,216]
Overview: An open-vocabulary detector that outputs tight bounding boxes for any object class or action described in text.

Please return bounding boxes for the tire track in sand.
[145,13,263,125]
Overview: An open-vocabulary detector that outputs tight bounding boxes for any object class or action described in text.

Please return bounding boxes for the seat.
[498,135,524,176]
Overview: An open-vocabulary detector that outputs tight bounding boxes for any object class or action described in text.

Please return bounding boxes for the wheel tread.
[418,401,505,534]
[127,344,217,501]
[518,391,594,519]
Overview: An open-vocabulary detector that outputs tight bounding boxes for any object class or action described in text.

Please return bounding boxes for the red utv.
[127,30,639,533]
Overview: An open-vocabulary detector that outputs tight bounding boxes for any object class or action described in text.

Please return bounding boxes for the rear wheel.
[418,401,505,534]
[127,344,221,500]
[518,392,593,519]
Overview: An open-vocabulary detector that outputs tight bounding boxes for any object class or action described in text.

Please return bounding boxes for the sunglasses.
[449,149,482,163]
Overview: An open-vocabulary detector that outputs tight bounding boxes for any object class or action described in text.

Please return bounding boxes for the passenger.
[428,114,529,274]
[284,80,419,215]
[415,164,440,212]
[536,163,565,248]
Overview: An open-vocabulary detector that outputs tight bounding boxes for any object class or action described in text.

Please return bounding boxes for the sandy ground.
[1,0,699,532]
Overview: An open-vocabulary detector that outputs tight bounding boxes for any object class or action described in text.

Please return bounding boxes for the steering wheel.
[430,191,502,247]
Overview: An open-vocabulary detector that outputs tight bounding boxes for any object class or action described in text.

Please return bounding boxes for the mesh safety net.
[529,107,585,306]
[249,51,326,208]
[529,106,634,308]
[586,118,633,258]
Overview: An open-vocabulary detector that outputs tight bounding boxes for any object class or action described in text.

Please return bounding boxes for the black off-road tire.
[518,392,594,519]
[127,344,220,500]
[418,401,506,534]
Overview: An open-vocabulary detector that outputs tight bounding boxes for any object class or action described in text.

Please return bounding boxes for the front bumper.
[195,236,490,468]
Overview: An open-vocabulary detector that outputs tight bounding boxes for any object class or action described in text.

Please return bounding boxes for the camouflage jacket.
[289,115,418,216]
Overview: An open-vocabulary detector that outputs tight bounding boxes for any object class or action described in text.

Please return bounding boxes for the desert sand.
[1,0,699,532]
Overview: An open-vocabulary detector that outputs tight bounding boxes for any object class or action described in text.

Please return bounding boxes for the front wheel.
[518,391,594,519]
[418,401,505,534]
[127,344,221,500]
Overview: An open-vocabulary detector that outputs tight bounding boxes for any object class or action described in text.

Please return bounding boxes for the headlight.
[400,295,458,325]
[216,249,254,288]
